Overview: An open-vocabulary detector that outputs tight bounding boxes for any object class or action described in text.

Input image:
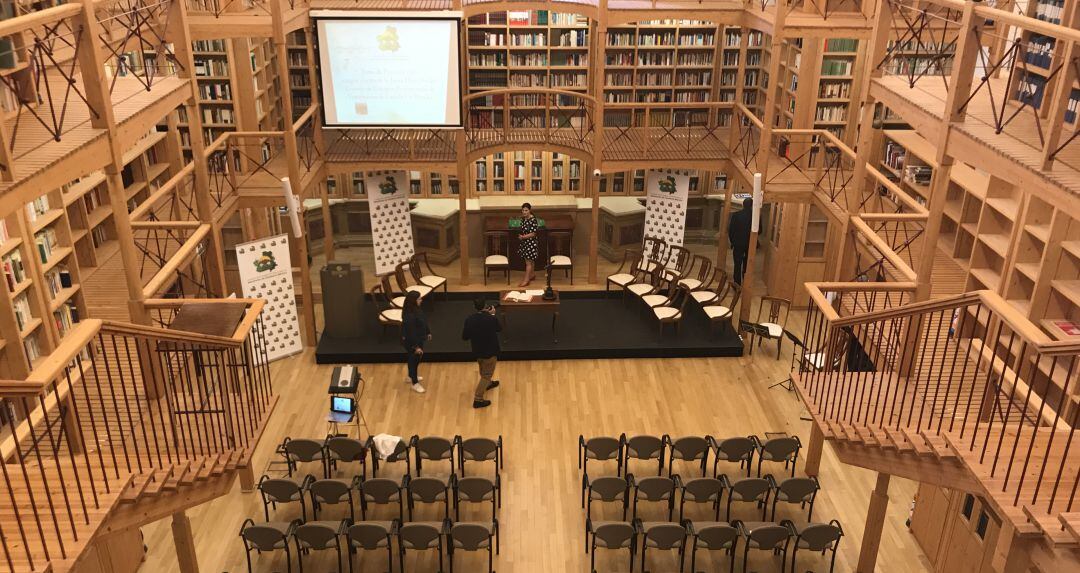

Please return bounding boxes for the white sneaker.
[405,376,424,384]
[411,383,426,394]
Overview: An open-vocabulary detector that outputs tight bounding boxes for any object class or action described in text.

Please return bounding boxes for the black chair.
[737,520,792,573]
[399,521,446,573]
[294,519,348,573]
[369,437,412,477]
[579,435,624,476]
[258,474,314,522]
[457,435,503,477]
[720,474,772,521]
[359,476,405,522]
[405,474,452,521]
[325,436,368,480]
[582,473,631,525]
[679,477,725,522]
[279,437,327,478]
[757,435,801,477]
[454,474,499,521]
[784,519,843,573]
[240,518,300,573]
[309,475,361,521]
[636,518,688,573]
[585,519,636,573]
[709,436,758,478]
[346,519,398,573]
[632,474,678,522]
[666,435,710,477]
[447,518,500,573]
[685,519,739,573]
[771,476,819,521]
[623,433,666,477]
[412,435,456,476]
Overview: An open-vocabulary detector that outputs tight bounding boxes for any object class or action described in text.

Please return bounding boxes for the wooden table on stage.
[498,291,560,343]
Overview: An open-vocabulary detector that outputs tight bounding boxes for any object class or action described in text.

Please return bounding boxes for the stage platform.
[315,290,744,364]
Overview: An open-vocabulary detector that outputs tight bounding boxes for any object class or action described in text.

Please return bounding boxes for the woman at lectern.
[401,291,430,394]
[518,202,538,287]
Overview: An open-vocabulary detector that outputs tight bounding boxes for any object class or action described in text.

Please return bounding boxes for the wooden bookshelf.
[287,30,315,121]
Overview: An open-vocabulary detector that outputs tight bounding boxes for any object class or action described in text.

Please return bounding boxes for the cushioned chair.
[582,473,631,523]
[454,475,499,521]
[483,231,510,285]
[784,519,843,573]
[606,250,642,294]
[720,475,772,521]
[626,268,663,303]
[585,519,636,573]
[239,518,300,573]
[368,436,411,477]
[703,280,742,335]
[278,437,327,478]
[408,252,447,297]
[757,436,801,477]
[309,475,361,521]
[639,236,669,274]
[398,521,446,573]
[678,254,714,291]
[691,269,728,305]
[457,435,503,477]
[632,475,678,521]
[371,284,403,339]
[325,436,368,480]
[666,244,693,280]
[412,435,456,476]
[358,477,405,521]
[636,520,688,573]
[771,476,819,521]
[447,519,499,573]
[709,436,758,478]
[622,434,666,477]
[379,274,408,309]
[641,269,680,308]
[346,520,398,573]
[737,521,791,573]
[258,474,313,522]
[754,296,791,359]
[652,284,692,337]
[548,229,573,283]
[405,475,452,521]
[686,519,739,573]
[578,435,624,476]
[294,520,347,573]
[679,477,725,522]
[395,262,433,300]
[666,435,710,478]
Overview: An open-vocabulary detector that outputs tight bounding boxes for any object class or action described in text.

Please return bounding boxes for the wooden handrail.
[143,298,266,343]
[463,87,598,105]
[291,104,318,131]
[735,104,764,129]
[140,224,211,298]
[849,216,918,282]
[100,320,243,347]
[129,164,196,220]
[0,4,82,37]
[131,220,203,229]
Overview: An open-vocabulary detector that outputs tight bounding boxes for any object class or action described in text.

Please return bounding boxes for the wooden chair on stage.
[639,236,669,274]
[678,254,715,292]
[690,269,727,305]
[547,229,574,283]
[408,252,448,298]
[626,267,664,307]
[607,250,642,295]
[703,280,741,336]
[483,231,510,285]
[653,285,693,337]
[754,296,791,359]
[395,262,433,300]
[380,275,407,308]
[642,269,681,309]
[667,245,693,280]
[372,284,403,338]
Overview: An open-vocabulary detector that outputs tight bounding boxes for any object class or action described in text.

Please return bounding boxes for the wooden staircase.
[0,300,274,573]
[798,286,1080,549]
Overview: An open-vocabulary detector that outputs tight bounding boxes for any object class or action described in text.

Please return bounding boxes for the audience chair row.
[259,472,500,523]
[240,516,500,573]
[579,434,802,479]
[278,434,503,479]
[583,472,819,524]
[586,517,843,573]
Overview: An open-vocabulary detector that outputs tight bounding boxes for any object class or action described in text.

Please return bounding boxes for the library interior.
[0,0,1078,572]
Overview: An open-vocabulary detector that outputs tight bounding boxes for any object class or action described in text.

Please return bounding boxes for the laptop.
[328,396,354,423]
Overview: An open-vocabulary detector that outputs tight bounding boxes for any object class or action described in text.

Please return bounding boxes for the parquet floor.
[136,326,932,572]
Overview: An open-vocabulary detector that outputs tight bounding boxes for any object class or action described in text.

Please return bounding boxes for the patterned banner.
[235,234,302,362]
[644,169,691,250]
[365,170,415,275]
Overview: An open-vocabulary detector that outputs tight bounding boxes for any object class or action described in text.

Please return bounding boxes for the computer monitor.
[331,396,354,414]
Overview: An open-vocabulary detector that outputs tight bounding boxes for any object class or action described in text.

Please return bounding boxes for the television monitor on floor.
[312,11,463,128]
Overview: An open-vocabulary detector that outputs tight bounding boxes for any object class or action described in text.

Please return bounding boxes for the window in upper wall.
[961,493,975,520]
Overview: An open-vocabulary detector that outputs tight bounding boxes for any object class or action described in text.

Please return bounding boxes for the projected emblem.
[379,175,398,195]
[657,176,678,194]
[377,26,400,52]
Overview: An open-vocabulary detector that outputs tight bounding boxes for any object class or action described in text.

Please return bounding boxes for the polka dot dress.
[519,216,538,261]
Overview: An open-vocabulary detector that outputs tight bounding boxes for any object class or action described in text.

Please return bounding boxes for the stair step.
[1058,513,1080,545]
[901,429,933,456]
[1023,506,1079,547]
[921,433,957,458]
[885,428,914,451]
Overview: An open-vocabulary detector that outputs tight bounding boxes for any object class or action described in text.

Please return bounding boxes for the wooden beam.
[172,511,200,573]
[857,472,892,572]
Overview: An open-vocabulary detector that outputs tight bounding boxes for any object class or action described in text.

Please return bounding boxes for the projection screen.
[313,12,463,128]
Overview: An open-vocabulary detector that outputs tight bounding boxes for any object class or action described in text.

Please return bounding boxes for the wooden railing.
[0,299,271,571]
[799,285,1079,534]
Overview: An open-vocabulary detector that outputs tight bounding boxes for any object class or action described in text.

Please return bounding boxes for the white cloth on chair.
[760,322,783,338]
[373,434,402,459]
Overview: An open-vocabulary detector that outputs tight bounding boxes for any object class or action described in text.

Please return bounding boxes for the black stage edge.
[315,290,744,364]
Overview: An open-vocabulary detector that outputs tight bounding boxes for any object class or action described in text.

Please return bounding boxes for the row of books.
[679,53,713,66]
[13,294,33,331]
[194,58,230,77]
[199,82,232,100]
[26,196,50,220]
[54,302,80,337]
[904,165,933,186]
[675,71,711,86]
[637,72,672,86]
[203,107,235,124]
[674,92,708,103]
[34,228,59,264]
[819,81,852,99]
[678,34,715,47]
[554,31,588,47]
[193,40,228,53]
[552,53,585,66]
[470,53,508,67]
[825,39,859,52]
[3,251,25,290]
[289,71,311,88]
[886,40,955,54]
[0,219,8,243]
[510,54,547,66]
[883,140,907,172]
[287,52,307,67]
[23,335,41,364]
[820,59,853,76]
[814,105,848,122]
[1066,89,1080,124]
[43,267,72,298]
[1033,0,1065,24]
[1025,34,1055,69]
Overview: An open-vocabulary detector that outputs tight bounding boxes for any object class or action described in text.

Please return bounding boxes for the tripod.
[768,329,806,393]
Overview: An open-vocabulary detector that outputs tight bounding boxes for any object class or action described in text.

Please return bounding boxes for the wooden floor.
[137,330,933,572]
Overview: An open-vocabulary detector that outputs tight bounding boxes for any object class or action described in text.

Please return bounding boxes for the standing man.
[462,298,502,409]
[728,196,754,284]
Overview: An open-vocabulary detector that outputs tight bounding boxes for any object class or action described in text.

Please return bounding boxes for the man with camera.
[462,298,502,409]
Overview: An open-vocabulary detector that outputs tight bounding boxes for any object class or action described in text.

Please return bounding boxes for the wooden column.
[718,28,750,271]
[589,170,600,283]
[1041,5,1080,169]
[804,422,824,476]
[588,3,607,284]
[857,472,891,572]
[739,6,787,326]
[457,132,470,285]
[172,511,200,573]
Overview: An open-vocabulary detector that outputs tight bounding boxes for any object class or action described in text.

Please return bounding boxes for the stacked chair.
[240,434,503,572]
[577,433,842,572]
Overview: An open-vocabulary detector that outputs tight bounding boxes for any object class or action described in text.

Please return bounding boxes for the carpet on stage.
[315,290,744,364]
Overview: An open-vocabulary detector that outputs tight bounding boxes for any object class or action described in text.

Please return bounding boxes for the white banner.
[365,170,414,275]
[236,234,302,362]
[644,170,691,250]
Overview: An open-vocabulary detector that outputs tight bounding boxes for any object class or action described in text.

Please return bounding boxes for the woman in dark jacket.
[401,290,430,393]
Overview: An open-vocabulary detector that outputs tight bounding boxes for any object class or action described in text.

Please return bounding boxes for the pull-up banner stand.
[644,169,691,261]
[365,170,415,275]
[235,234,303,362]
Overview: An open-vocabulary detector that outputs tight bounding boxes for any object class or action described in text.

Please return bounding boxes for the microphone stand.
[542,260,556,300]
